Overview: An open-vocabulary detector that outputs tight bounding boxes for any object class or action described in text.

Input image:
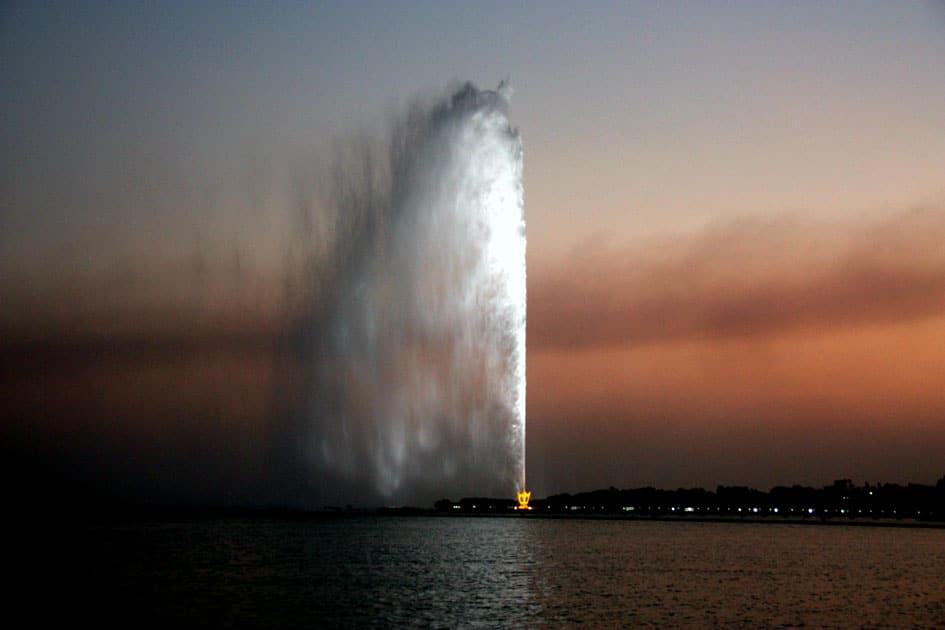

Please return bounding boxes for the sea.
[31,515,945,627]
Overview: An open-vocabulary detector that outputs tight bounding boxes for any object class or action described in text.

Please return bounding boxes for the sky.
[3,1,945,507]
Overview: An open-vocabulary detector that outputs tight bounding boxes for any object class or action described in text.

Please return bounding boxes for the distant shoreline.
[431,511,945,529]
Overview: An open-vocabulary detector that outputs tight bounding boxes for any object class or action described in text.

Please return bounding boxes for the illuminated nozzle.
[516,489,532,510]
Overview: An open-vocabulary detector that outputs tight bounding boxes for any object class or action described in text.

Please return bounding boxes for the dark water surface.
[35,515,945,627]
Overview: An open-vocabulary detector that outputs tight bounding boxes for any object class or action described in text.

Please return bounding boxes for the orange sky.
[527,206,945,492]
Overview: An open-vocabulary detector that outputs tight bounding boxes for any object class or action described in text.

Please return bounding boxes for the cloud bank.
[531,207,945,350]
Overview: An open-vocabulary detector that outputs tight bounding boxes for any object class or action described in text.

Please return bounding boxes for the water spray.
[300,82,527,506]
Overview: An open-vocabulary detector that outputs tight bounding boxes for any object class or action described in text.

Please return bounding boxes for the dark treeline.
[436,477,945,521]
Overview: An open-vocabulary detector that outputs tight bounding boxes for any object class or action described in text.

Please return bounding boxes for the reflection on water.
[525,519,945,626]
[304,517,540,626]
[39,516,945,626]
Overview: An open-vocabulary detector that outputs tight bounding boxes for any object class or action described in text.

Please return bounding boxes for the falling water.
[294,82,525,505]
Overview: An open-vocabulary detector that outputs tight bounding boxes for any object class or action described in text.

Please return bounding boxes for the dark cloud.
[530,206,945,350]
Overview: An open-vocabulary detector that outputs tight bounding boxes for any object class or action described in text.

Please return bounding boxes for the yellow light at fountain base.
[516,489,532,510]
